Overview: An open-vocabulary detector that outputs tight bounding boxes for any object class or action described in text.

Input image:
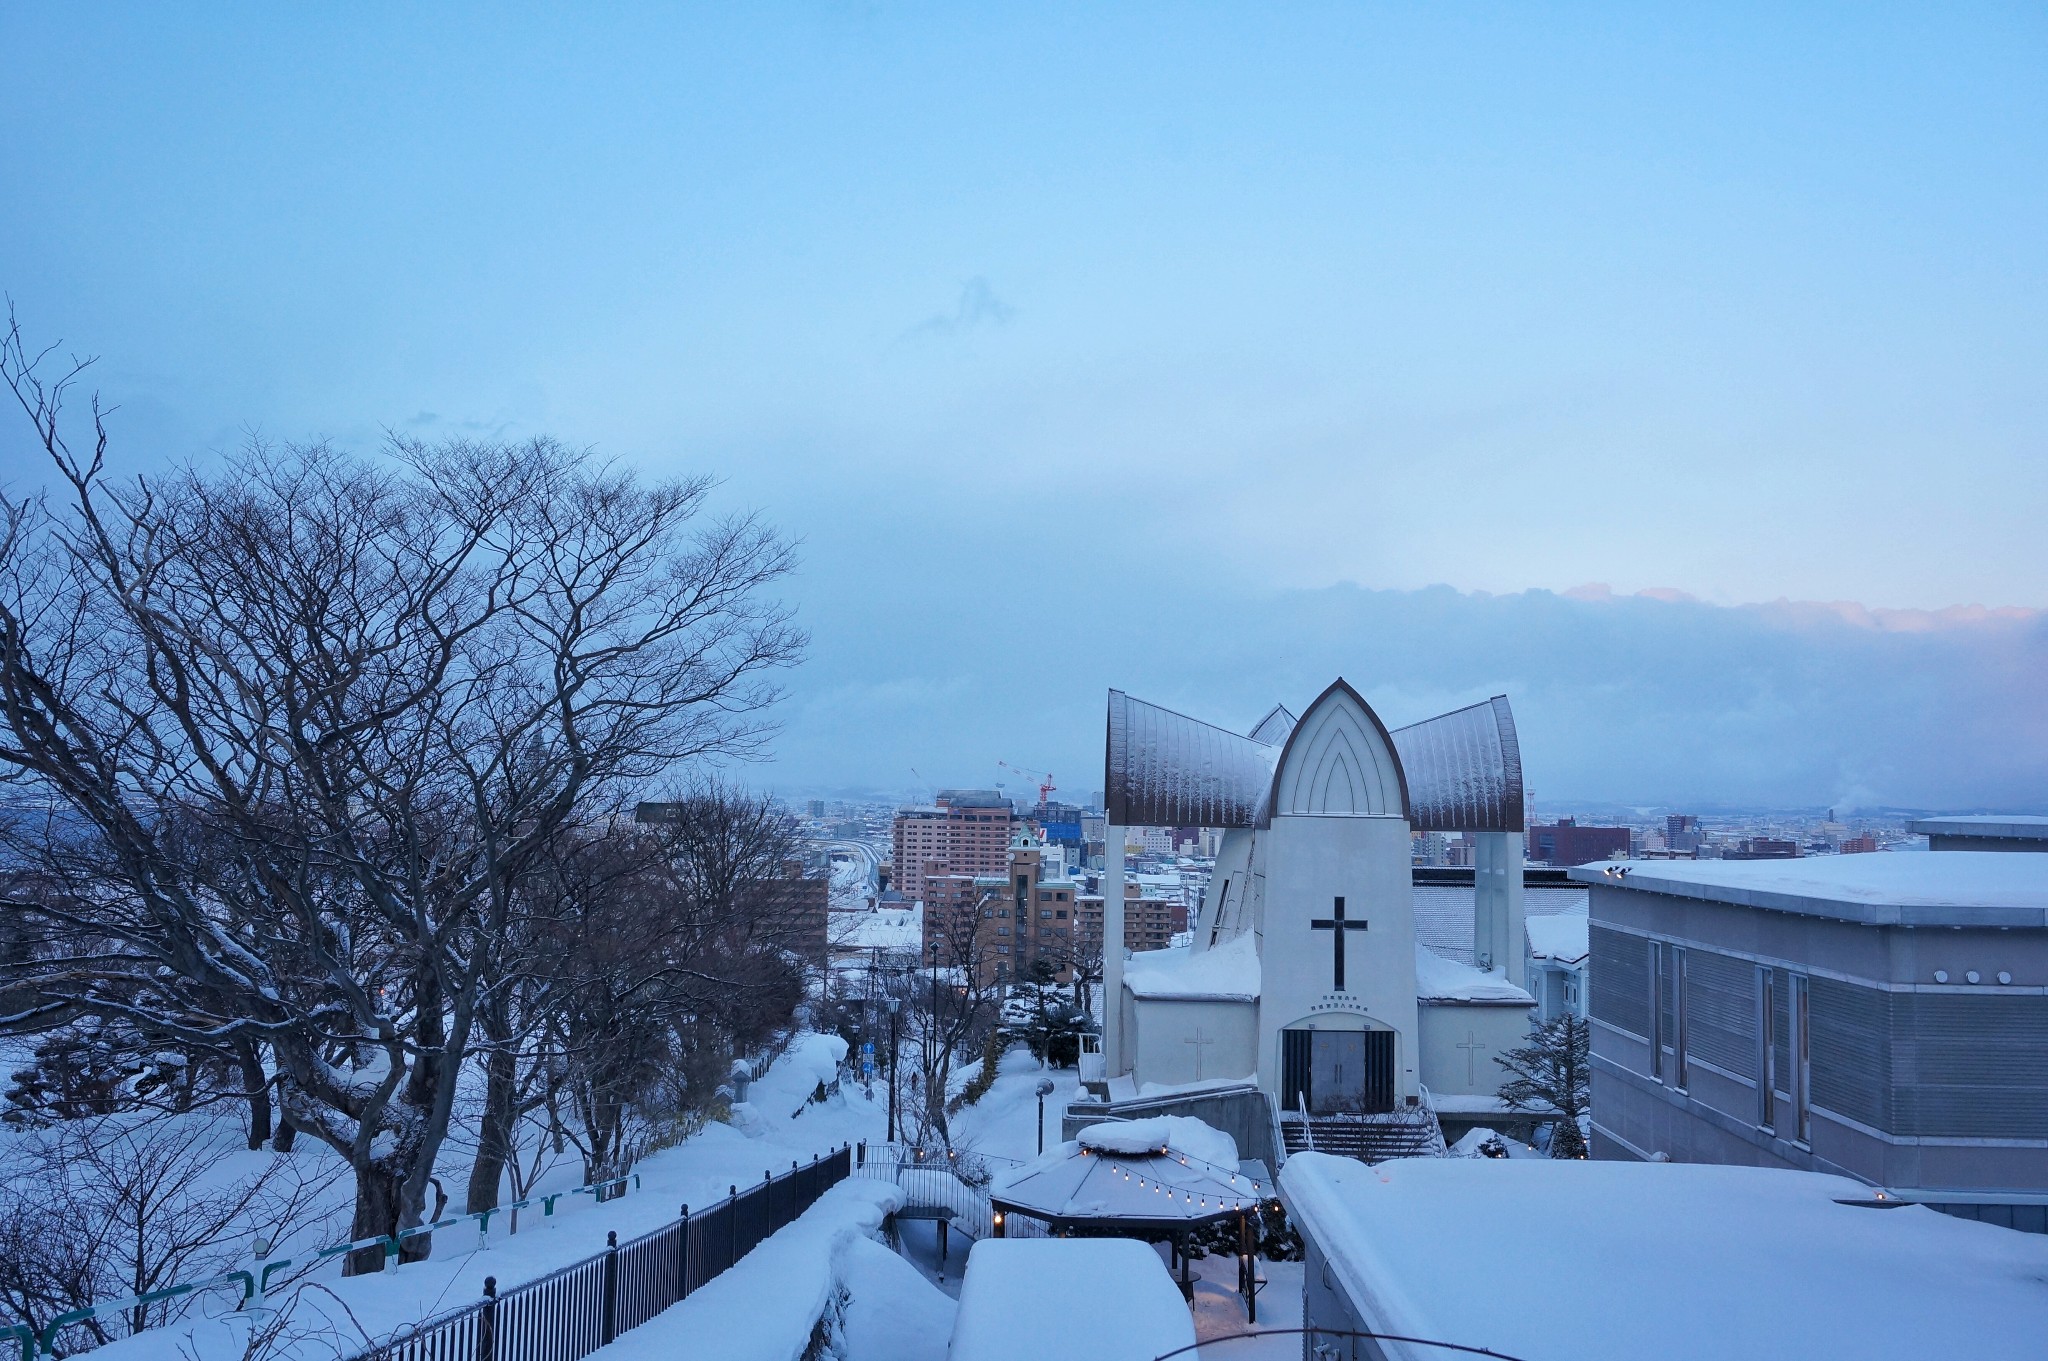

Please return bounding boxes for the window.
[1649,940,1687,1089]
[1791,972,1811,1144]
[1756,966,1777,1131]
[997,926,1010,936]
[1056,909,1067,920]
[1040,910,1052,920]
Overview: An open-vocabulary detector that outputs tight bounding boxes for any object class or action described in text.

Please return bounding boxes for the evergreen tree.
[1493,1012,1590,1158]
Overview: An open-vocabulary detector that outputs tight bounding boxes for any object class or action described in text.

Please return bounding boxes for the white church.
[1085,680,1538,1155]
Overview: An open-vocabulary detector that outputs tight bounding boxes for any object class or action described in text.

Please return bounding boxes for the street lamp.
[886,994,902,1144]
[1034,1077,1056,1156]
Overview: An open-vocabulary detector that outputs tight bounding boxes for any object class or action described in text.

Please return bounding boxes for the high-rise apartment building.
[891,789,1016,911]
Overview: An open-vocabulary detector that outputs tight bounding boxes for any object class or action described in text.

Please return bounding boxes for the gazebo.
[988,1116,1275,1319]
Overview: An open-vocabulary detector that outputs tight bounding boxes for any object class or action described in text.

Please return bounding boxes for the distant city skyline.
[3,5,2042,811]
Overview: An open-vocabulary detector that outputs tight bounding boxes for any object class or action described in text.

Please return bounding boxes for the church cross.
[1309,897,1368,991]
[1456,1030,1486,1085]
[1183,1027,1214,1080]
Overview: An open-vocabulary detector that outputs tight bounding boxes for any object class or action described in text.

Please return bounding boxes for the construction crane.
[998,760,1057,808]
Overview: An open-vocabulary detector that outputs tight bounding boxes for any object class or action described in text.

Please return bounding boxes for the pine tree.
[1493,1012,1590,1158]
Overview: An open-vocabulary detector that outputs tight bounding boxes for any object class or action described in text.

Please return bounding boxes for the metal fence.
[357,1146,853,1361]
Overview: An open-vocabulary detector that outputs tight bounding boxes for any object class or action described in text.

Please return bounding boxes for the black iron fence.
[355,1146,853,1361]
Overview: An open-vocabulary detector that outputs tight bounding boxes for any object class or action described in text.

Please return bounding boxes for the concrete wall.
[1061,1083,1282,1171]
[1416,1001,1535,1100]
[1129,995,1260,1090]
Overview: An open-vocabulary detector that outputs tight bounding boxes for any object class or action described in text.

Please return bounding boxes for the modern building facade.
[1525,818,1630,866]
[1580,853,2048,1233]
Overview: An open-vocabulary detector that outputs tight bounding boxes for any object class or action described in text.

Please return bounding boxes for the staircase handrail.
[1294,1092,1315,1152]
[1415,1084,1450,1158]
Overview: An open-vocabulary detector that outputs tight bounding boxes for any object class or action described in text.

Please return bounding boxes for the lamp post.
[886,994,902,1144]
[1034,1077,1056,1156]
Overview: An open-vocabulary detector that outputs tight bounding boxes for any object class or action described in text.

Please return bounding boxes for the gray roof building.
[1576,852,2048,1233]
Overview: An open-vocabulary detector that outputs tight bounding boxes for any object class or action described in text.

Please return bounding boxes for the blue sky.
[2,4,2043,808]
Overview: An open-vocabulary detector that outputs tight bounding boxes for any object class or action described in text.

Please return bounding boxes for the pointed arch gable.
[1267,678,1411,818]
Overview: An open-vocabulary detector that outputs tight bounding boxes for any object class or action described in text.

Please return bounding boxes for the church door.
[1282,1029,1396,1115]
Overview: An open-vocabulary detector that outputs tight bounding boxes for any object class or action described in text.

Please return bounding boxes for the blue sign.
[860,1040,875,1080]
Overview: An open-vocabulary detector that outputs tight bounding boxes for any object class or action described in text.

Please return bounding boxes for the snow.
[831,902,922,952]
[1123,931,1260,1001]
[837,1234,955,1361]
[1523,908,1589,964]
[1413,944,1533,1004]
[76,1033,886,1361]
[1573,850,2048,918]
[585,1178,909,1361]
[944,1047,1081,1163]
[947,1239,1196,1361]
[1077,1116,1238,1170]
[1280,1153,2048,1361]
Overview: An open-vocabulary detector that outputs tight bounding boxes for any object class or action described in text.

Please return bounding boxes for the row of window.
[1646,941,1811,1144]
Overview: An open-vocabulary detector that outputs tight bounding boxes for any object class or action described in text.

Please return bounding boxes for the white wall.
[1417,1001,1537,1098]
[1130,996,1259,1089]
[1256,812,1421,1104]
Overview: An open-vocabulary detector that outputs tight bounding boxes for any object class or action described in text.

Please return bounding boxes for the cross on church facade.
[1456,1030,1486,1084]
[1183,1027,1214,1079]
[1309,896,1369,991]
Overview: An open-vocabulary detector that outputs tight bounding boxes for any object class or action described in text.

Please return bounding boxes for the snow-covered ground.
[72,1034,883,1361]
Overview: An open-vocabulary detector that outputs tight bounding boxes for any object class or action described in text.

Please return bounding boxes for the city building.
[1524,910,1589,1021]
[891,789,1016,911]
[1724,836,1801,860]
[1666,813,1705,853]
[1076,883,1190,958]
[922,827,1079,987]
[1526,818,1631,866]
[1908,815,2048,853]
[1579,853,2048,1232]
[1839,834,1878,855]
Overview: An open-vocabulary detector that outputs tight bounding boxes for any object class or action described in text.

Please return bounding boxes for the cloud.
[900,276,1016,341]
[770,583,2048,813]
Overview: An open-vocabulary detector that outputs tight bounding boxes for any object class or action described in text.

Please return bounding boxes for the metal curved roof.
[1389,696,1524,834]
[1104,690,1278,829]
[1105,687,1524,833]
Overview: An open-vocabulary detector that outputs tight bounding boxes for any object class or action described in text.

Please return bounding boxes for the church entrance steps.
[1280,1107,1447,1164]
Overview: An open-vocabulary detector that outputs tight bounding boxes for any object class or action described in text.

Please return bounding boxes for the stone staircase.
[1281,1087,1449,1164]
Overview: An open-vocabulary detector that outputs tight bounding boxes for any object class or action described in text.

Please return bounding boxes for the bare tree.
[0,316,802,1270]
[0,1115,339,1353]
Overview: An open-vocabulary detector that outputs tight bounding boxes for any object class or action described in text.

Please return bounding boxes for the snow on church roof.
[1104,686,1525,832]
[1123,931,1261,1001]
[1415,944,1534,1004]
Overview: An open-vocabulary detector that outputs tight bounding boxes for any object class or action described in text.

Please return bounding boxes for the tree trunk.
[272,1115,298,1152]
[465,1042,517,1213]
[234,1039,272,1149]
[345,1165,404,1276]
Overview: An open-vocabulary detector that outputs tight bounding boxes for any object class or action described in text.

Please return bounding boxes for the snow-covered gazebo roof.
[989,1117,1273,1233]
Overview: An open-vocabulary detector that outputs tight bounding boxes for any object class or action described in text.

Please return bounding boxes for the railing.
[851,1142,1049,1242]
[3,1167,652,1361]
[1415,1086,1450,1159]
[356,1146,853,1361]
[1077,1033,1104,1085]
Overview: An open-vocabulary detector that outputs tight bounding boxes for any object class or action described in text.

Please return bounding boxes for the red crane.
[997,760,1057,808]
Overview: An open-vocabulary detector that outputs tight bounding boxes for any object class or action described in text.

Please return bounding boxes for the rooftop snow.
[1123,932,1260,1001]
[948,1239,1196,1361]
[1907,815,2048,841]
[1571,851,2048,927]
[1414,944,1534,1004]
[1279,1154,2048,1361]
[1524,908,1589,964]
